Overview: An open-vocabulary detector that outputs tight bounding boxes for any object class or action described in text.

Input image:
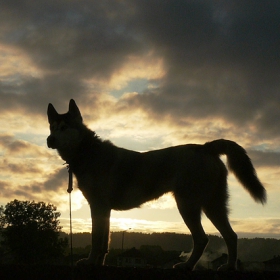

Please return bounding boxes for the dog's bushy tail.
[204,139,267,204]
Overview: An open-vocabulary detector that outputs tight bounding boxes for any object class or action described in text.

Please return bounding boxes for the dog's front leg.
[89,206,111,265]
[77,206,111,266]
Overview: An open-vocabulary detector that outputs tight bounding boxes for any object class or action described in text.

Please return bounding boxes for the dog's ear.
[69,99,83,122]
[47,103,59,124]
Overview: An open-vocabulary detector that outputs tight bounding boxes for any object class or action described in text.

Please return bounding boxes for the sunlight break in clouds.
[0,44,42,80]
[108,53,165,94]
[108,217,186,234]
[144,193,176,210]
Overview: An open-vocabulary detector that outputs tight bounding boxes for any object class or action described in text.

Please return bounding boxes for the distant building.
[242,261,264,271]
[263,255,280,271]
[117,247,147,267]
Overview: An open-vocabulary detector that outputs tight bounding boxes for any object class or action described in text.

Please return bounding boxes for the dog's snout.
[47,135,56,148]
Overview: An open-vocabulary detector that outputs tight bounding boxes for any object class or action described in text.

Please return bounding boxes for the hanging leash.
[66,164,74,268]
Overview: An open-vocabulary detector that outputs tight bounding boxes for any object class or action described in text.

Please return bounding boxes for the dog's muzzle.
[47,135,56,149]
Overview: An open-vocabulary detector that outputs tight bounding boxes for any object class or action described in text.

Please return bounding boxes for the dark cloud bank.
[1,0,280,140]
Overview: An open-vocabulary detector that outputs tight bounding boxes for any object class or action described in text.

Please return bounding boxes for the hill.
[61,232,280,262]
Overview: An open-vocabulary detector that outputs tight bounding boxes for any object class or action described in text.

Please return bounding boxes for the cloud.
[112,0,280,141]
[0,134,52,159]
[248,150,280,168]
[144,193,176,210]
[0,1,278,134]
[0,134,55,189]
[0,1,145,115]
[230,218,280,235]
[1,160,41,175]
[0,132,68,207]
[0,0,280,234]
[0,134,33,154]
[42,168,68,192]
[109,217,186,233]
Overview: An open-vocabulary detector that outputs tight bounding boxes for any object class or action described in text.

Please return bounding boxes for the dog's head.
[47,99,84,154]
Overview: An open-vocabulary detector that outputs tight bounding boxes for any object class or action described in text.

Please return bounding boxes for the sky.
[0,0,280,238]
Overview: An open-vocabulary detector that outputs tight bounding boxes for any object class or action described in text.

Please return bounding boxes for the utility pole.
[121,228,131,253]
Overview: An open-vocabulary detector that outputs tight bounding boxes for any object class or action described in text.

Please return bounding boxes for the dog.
[47,99,266,270]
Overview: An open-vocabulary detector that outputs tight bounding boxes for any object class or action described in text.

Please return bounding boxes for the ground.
[0,265,279,280]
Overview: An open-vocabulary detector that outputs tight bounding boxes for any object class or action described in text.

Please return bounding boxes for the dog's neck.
[61,129,104,170]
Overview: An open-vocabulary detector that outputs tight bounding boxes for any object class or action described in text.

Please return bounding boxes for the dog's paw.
[76,258,95,267]
[173,262,193,270]
[76,255,106,267]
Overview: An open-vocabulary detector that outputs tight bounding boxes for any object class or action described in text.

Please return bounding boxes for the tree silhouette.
[0,199,68,264]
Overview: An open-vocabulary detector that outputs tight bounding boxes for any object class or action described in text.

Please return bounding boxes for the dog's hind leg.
[203,202,237,271]
[173,196,208,270]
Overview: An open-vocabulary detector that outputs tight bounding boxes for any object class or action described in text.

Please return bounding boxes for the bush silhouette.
[0,199,68,264]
